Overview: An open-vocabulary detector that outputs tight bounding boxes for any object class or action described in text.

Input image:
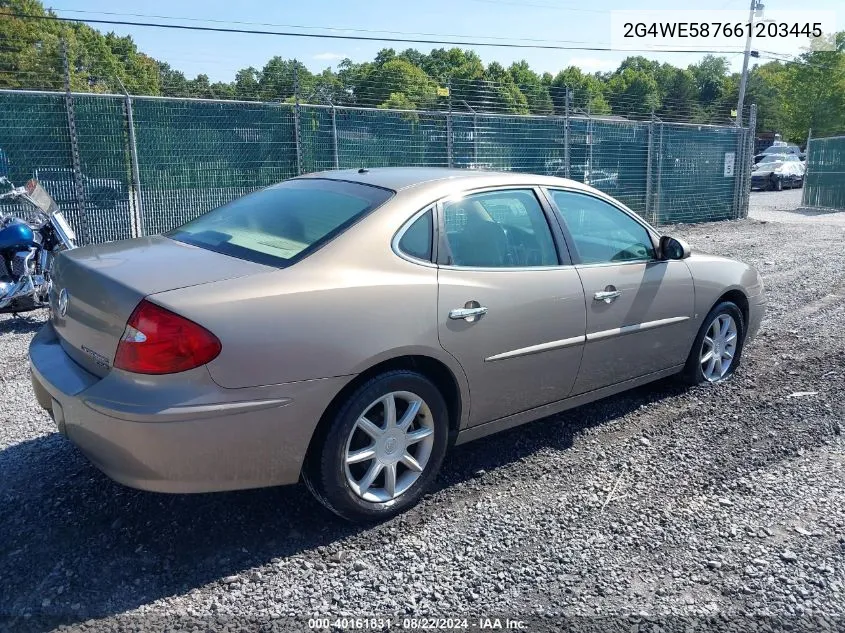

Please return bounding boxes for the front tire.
[682,301,746,385]
[302,370,449,523]
[772,176,783,192]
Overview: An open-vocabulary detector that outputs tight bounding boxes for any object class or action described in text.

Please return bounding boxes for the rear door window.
[441,189,559,267]
[398,209,434,261]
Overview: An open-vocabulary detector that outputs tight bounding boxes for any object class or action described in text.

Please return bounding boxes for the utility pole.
[736,0,763,126]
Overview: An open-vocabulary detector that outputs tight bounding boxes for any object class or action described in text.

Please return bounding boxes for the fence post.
[732,127,743,220]
[802,127,811,207]
[655,122,664,225]
[473,111,478,165]
[116,77,144,237]
[446,79,454,168]
[293,63,303,176]
[586,102,593,185]
[60,38,88,243]
[740,104,757,218]
[563,88,571,179]
[646,112,654,222]
[331,104,340,170]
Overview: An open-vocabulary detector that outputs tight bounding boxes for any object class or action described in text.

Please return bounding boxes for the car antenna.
[358,166,368,174]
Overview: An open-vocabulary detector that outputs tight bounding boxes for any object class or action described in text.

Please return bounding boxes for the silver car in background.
[29,168,765,522]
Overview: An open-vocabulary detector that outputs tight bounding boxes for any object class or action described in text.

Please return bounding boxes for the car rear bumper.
[29,323,347,493]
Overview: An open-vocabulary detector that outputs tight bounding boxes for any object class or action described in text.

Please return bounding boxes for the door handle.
[594,289,622,303]
[449,306,488,321]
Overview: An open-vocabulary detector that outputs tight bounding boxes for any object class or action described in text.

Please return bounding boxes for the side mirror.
[659,235,691,260]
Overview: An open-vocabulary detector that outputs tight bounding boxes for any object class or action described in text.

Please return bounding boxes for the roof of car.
[297,167,593,193]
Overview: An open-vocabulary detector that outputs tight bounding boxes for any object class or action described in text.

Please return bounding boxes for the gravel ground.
[1,190,843,632]
[748,187,845,226]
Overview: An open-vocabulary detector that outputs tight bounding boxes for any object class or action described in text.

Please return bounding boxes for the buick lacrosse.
[29,168,765,522]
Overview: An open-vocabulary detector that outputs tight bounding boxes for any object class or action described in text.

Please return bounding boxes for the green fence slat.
[804,136,845,211]
[0,92,754,244]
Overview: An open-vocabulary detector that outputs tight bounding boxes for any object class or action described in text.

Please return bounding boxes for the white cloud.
[313,52,346,61]
[565,57,616,73]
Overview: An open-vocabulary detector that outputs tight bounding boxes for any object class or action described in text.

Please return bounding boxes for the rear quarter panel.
[149,190,466,395]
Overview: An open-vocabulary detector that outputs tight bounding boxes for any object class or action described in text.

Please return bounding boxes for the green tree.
[159,62,190,97]
[257,57,310,101]
[234,66,260,99]
[777,33,845,139]
[360,58,437,109]
[550,67,610,114]
[482,62,528,114]
[508,60,553,114]
[656,66,699,121]
[688,55,731,121]
[605,67,661,117]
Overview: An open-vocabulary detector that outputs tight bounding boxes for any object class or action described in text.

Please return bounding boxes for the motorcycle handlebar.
[0,188,27,201]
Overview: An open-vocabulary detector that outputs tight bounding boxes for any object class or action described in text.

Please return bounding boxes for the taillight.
[114,299,221,374]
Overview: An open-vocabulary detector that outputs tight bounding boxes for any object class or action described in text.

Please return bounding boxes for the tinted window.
[168,179,393,267]
[549,190,655,264]
[398,209,433,261]
[442,189,557,268]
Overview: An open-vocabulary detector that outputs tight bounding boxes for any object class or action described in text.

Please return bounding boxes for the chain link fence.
[802,134,845,211]
[0,88,754,245]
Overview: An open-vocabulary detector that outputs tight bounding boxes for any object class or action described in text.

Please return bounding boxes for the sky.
[46,0,843,81]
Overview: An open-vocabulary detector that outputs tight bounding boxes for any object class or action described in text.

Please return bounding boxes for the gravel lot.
[1,190,843,632]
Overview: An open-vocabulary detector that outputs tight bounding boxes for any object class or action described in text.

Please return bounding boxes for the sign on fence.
[724,152,735,177]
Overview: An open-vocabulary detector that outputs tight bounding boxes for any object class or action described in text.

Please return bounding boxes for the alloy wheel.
[343,391,435,503]
[700,314,738,382]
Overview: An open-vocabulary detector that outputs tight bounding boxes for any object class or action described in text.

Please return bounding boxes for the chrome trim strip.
[83,397,292,423]
[484,335,585,362]
[586,316,690,342]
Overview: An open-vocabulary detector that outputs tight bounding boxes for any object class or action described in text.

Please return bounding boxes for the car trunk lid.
[49,236,272,377]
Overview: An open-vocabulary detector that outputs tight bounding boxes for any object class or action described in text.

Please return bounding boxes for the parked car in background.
[751,154,805,191]
[29,168,765,522]
[754,143,804,165]
[34,168,125,210]
[545,160,621,195]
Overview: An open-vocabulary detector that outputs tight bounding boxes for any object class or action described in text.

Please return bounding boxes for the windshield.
[763,145,796,154]
[759,155,786,164]
[167,179,394,267]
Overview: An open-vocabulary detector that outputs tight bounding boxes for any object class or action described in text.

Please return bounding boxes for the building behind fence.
[0,89,755,245]
[803,134,845,211]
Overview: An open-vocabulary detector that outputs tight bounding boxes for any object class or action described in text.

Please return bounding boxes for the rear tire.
[682,301,746,385]
[302,370,449,523]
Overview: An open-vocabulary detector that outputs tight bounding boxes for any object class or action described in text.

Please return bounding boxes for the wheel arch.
[716,288,749,330]
[301,352,468,477]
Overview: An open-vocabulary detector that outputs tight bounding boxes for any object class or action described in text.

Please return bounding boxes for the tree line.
[2,0,844,142]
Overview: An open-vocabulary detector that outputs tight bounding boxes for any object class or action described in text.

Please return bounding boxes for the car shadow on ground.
[792,207,845,217]
[0,378,686,629]
[0,314,45,335]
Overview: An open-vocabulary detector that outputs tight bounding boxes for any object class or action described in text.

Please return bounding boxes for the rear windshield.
[167,179,393,267]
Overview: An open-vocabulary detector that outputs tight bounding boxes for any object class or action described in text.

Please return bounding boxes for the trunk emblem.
[58,288,69,317]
